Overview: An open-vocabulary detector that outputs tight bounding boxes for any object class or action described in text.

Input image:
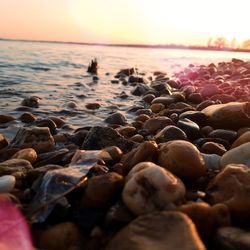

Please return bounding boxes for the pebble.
[208,129,237,144]
[19,112,36,123]
[106,211,206,250]
[105,112,127,125]
[122,162,185,215]
[143,117,174,134]
[10,127,55,153]
[177,118,201,140]
[206,164,250,221]
[85,103,101,110]
[21,96,40,108]
[0,175,16,193]
[231,131,250,149]
[150,103,165,113]
[158,140,206,180]
[201,142,226,156]
[11,148,37,164]
[220,142,250,168]
[0,133,8,150]
[0,114,15,123]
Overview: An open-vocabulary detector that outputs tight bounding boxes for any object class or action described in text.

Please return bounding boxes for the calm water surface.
[0,40,249,138]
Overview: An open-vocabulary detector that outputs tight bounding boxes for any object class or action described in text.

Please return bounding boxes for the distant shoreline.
[1,37,250,53]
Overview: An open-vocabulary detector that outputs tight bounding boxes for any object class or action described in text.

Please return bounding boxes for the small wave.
[30,66,50,71]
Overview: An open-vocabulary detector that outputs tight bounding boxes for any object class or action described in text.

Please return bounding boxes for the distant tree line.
[207,37,250,49]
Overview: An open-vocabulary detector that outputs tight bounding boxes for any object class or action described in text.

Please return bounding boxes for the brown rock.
[11,148,37,164]
[202,102,250,129]
[81,172,124,208]
[158,140,206,180]
[121,141,158,173]
[10,127,55,153]
[0,114,15,123]
[19,112,36,123]
[130,134,144,143]
[135,114,150,123]
[201,142,226,156]
[206,164,250,221]
[104,146,123,162]
[117,126,136,138]
[85,102,101,110]
[150,103,165,113]
[0,134,8,150]
[122,162,185,215]
[38,222,83,250]
[48,116,66,128]
[106,211,206,250]
[231,131,250,149]
[143,117,174,134]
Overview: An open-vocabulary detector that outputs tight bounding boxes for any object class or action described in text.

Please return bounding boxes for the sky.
[0,0,249,45]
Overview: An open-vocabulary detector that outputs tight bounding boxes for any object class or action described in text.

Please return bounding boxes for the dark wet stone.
[35,149,69,167]
[82,126,136,153]
[131,83,151,96]
[142,94,155,104]
[128,105,144,113]
[150,81,172,94]
[208,129,238,144]
[48,116,66,128]
[117,68,135,76]
[188,93,203,104]
[179,111,207,127]
[128,75,144,83]
[135,109,152,116]
[10,127,55,153]
[193,138,231,150]
[177,118,201,140]
[210,94,236,103]
[105,112,127,126]
[70,130,89,147]
[19,112,36,123]
[196,100,216,111]
[31,119,57,135]
[0,114,15,124]
[21,96,40,108]
[154,125,187,143]
[111,80,119,84]
[85,103,101,110]
[92,76,99,81]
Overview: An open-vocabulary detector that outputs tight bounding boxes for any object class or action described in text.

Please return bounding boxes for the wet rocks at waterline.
[0,59,250,249]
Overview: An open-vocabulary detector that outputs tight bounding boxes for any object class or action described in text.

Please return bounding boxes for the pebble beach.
[1,41,250,250]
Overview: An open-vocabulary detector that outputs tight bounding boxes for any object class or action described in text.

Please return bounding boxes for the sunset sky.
[0,0,249,45]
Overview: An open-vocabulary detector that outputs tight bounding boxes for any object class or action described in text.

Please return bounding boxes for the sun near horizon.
[0,0,249,46]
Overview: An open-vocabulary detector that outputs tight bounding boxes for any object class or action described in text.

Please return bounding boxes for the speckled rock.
[11,148,37,164]
[82,126,135,153]
[206,164,250,221]
[10,127,55,153]
[81,172,124,208]
[154,125,187,143]
[122,162,185,216]
[143,117,174,134]
[106,211,206,250]
[158,140,206,180]
[220,142,250,168]
[121,141,158,173]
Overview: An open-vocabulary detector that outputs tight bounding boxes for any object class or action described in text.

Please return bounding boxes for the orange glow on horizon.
[0,0,249,46]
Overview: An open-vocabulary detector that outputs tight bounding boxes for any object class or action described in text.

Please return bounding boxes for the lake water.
[0,40,250,138]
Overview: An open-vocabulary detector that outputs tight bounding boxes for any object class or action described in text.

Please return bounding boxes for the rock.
[66,101,78,109]
[81,172,124,208]
[70,130,88,146]
[188,93,203,103]
[131,83,151,96]
[87,58,98,74]
[177,118,201,140]
[21,96,40,108]
[201,142,226,156]
[150,103,165,113]
[82,126,135,153]
[0,175,16,193]
[106,211,206,250]
[202,102,250,129]
[32,119,57,135]
[143,117,174,134]
[123,162,185,215]
[38,222,83,250]
[128,75,144,83]
[0,114,15,123]
[105,112,127,125]
[0,134,8,150]
[111,79,119,84]
[86,103,101,110]
[48,116,66,128]
[104,146,123,162]
[197,100,216,111]
[150,81,171,94]
[10,127,55,153]
[200,84,221,98]
[231,131,250,149]
[151,96,176,106]
[121,141,158,173]
[154,125,187,143]
[206,164,250,221]
[117,68,135,76]
[215,227,250,250]
[11,148,37,164]
[179,111,207,127]
[220,142,250,168]
[142,94,155,104]
[210,94,236,103]
[116,126,136,138]
[19,112,36,123]
[130,134,144,143]
[158,140,206,180]
[135,114,150,123]
[208,129,237,144]
[202,153,221,170]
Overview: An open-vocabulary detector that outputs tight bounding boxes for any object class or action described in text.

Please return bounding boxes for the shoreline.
[1,37,250,53]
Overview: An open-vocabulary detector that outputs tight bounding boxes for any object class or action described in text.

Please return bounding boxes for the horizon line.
[1,37,250,53]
